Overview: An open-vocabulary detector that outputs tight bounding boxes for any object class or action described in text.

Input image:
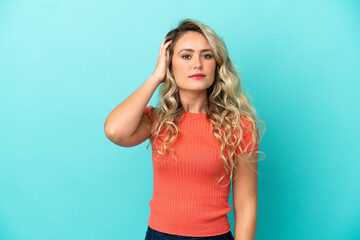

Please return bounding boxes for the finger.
[163,40,172,51]
[159,40,166,52]
[160,40,171,55]
[160,40,167,51]
[166,40,172,46]
[162,39,171,47]
[160,40,165,49]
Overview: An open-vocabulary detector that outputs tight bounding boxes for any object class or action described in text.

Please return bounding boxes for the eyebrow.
[178,48,213,54]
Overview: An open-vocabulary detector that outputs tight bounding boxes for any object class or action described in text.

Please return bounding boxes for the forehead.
[174,31,211,51]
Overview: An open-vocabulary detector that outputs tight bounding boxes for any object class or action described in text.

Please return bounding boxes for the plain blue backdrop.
[0,0,359,239]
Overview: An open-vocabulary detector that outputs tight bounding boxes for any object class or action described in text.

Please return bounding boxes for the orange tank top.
[143,105,259,237]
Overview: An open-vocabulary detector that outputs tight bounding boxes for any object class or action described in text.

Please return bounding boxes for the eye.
[181,54,212,59]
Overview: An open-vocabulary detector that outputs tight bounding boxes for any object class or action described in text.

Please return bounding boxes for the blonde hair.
[146,18,266,187]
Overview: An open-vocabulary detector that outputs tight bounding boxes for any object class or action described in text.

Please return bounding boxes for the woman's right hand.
[151,39,172,84]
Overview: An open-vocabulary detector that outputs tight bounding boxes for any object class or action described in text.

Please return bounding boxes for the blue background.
[0,0,359,239]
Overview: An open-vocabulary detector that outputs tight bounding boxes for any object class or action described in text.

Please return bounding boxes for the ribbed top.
[143,105,259,237]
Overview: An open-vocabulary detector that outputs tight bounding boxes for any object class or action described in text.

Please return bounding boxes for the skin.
[154,32,258,240]
[170,31,216,114]
[232,151,258,240]
[171,32,258,240]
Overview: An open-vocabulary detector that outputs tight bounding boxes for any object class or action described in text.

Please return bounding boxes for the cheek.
[208,61,216,74]
[172,60,187,75]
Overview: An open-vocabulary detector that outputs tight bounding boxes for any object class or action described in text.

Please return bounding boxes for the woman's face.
[171,31,216,93]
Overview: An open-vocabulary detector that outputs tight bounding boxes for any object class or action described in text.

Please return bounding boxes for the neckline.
[184,111,207,119]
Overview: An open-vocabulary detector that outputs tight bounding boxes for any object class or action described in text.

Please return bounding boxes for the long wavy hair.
[146,18,265,187]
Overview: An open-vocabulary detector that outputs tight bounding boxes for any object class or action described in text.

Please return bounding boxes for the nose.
[194,55,202,69]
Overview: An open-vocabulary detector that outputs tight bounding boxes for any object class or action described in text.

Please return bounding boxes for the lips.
[189,73,206,78]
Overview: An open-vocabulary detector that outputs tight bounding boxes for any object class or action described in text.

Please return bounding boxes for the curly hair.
[146,18,266,187]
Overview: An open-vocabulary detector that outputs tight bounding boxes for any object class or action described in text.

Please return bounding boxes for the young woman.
[104,19,265,240]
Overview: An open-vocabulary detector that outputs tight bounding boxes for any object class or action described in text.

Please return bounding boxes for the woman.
[104,19,265,240]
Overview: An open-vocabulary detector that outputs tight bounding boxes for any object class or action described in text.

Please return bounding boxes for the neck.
[178,89,208,113]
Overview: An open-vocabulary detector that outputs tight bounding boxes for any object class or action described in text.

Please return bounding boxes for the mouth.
[189,73,206,79]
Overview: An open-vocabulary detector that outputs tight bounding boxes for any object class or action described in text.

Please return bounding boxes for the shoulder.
[144,105,154,117]
[232,115,256,138]
[143,105,159,124]
[239,115,254,130]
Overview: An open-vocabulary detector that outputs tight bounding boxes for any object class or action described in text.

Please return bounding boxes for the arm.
[104,75,160,143]
[104,39,172,145]
[232,150,258,240]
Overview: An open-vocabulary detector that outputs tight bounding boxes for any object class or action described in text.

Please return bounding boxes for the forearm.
[104,75,160,138]
[234,206,257,240]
